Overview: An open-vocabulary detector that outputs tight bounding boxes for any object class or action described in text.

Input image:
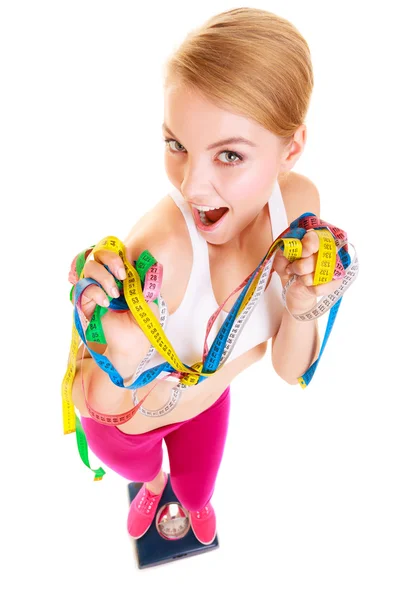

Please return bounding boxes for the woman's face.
[163,81,290,247]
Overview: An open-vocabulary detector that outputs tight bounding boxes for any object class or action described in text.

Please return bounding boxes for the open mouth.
[193,206,229,230]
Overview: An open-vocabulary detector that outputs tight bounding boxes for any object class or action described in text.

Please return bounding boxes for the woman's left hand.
[273,230,343,314]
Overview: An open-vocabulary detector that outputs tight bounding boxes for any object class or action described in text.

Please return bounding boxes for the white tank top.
[144,178,288,380]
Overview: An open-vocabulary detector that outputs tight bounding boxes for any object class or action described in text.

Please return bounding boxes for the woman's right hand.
[74,248,159,357]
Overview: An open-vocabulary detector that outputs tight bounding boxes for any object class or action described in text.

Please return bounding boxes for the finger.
[296,273,316,287]
[312,278,343,297]
[78,283,110,312]
[296,267,344,291]
[83,260,121,299]
[92,249,126,280]
[300,231,320,258]
[286,255,317,277]
[272,248,290,278]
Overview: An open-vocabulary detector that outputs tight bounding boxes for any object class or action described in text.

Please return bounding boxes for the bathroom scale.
[127,473,219,569]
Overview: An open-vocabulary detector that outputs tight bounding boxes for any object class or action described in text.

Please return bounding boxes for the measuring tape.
[62,212,359,479]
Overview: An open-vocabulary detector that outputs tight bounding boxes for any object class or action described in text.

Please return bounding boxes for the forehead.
[163,83,263,141]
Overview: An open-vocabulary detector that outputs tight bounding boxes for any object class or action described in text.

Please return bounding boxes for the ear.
[279,124,307,174]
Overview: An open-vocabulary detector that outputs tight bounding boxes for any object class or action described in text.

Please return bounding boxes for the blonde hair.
[163,7,314,162]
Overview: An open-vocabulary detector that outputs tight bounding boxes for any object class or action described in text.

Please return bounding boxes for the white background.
[1,1,399,599]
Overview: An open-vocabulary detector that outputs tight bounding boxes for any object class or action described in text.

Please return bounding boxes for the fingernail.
[118,268,126,279]
[286,266,292,275]
[111,286,119,298]
[103,298,110,307]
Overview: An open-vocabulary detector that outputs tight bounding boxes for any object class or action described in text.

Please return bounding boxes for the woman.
[71,7,341,546]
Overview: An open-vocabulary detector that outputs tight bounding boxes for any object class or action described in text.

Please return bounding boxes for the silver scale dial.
[155,502,190,540]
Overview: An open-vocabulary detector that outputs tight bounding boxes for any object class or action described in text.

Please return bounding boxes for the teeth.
[196,205,222,212]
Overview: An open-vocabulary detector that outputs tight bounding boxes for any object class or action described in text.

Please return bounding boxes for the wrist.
[283,279,317,316]
[284,297,317,317]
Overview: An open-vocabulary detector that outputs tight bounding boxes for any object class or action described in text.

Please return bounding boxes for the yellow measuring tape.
[62,227,336,437]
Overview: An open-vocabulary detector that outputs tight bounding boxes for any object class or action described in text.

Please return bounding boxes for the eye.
[165,139,185,153]
[163,138,244,167]
[219,150,242,165]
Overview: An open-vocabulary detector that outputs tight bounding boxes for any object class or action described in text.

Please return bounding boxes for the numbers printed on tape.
[62,213,358,478]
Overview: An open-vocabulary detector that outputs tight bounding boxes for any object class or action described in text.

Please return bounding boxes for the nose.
[180,156,213,203]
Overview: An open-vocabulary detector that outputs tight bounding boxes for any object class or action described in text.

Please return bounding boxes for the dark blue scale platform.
[127,473,219,569]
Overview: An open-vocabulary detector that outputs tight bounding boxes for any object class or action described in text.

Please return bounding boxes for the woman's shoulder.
[123,193,193,312]
[278,171,321,222]
[123,193,190,263]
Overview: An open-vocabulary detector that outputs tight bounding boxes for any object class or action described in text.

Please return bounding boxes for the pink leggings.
[80,386,230,512]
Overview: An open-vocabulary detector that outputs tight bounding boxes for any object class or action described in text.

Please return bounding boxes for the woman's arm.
[271,172,322,384]
[271,302,320,384]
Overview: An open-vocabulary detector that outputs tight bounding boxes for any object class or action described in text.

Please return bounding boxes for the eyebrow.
[162,123,257,150]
